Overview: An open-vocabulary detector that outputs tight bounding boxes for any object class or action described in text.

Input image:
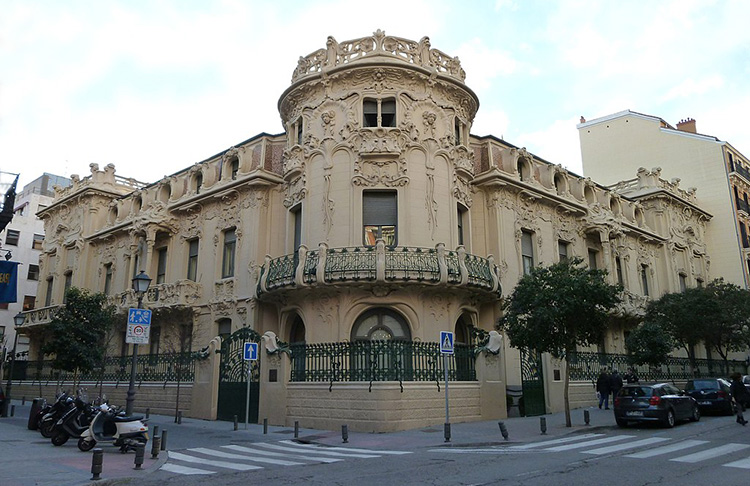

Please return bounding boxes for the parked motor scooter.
[50,396,97,446]
[77,404,149,452]
[38,393,73,438]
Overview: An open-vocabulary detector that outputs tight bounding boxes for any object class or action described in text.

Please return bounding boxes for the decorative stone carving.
[283,174,307,208]
[352,157,409,187]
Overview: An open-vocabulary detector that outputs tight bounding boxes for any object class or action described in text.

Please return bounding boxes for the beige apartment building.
[13,33,718,432]
[579,110,750,288]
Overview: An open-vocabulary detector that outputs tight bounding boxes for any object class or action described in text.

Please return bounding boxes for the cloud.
[515,117,583,176]
[661,76,725,102]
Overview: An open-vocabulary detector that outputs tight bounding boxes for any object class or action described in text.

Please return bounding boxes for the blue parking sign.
[440,331,454,355]
[243,342,258,361]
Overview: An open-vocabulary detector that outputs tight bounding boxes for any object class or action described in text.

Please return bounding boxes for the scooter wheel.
[39,420,55,438]
[51,432,70,446]
[78,438,96,452]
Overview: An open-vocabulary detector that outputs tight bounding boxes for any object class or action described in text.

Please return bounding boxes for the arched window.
[351,308,411,341]
[217,318,232,340]
[289,315,306,381]
[290,316,306,344]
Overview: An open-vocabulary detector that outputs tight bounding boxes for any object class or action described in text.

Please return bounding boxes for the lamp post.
[125,271,151,416]
[3,312,26,417]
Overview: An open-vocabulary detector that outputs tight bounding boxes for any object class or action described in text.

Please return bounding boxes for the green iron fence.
[569,351,747,383]
[3,352,196,384]
[289,341,476,383]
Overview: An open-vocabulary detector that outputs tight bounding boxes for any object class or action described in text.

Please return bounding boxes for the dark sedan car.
[684,378,733,415]
[614,383,700,428]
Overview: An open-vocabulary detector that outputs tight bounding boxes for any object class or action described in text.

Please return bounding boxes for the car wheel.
[615,418,628,428]
[664,409,676,428]
[690,405,701,422]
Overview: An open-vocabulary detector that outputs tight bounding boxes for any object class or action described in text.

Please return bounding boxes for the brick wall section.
[286,382,482,433]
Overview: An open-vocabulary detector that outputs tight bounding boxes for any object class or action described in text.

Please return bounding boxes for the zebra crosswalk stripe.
[221,444,342,463]
[723,457,750,469]
[160,463,215,475]
[279,440,412,455]
[168,451,263,471]
[544,435,634,452]
[188,447,305,466]
[625,439,708,459]
[670,443,750,463]
[256,442,380,458]
[582,437,670,455]
[509,433,604,450]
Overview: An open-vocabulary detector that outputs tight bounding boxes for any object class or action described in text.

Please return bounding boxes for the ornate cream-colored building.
[16,32,714,432]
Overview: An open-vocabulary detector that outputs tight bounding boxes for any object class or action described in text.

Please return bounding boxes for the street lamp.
[125,271,151,416]
[3,312,26,417]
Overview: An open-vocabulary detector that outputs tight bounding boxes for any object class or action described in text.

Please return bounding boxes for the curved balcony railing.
[258,241,501,297]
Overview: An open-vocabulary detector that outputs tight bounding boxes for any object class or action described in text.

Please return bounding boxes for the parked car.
[614,383,700,428]
[684,378,733,415]
[742,375,750,394]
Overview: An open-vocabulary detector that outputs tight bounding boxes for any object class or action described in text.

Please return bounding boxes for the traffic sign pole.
[439,331,454,442]
[245,361,250,430]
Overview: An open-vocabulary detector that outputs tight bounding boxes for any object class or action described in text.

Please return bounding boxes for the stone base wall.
[286,381,481,433]
[10,381,193,417]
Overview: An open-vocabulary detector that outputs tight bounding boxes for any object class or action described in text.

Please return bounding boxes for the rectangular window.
[742,223,749,248]
[230,158,239,180]
[641,264,650,296]
[104,263,113,295]
[23,295,35,311]
[45,276,53,306]
[63,272,72,303]
[679,273,687,292]
[296,118,303,145]
[521,230,534,275]
[615,257,624,286]
[363,98,396,128]
[454,118,462,146]
[149,327,161,355]
[558,241,569,262]
[187,239,199,281]
[363,191,397,246]
[697,278,704,288]
[292,205,302,253]
[156,248,167,284]
[27,264,39,281]
[222,229,236,278]
[457,204,468,246]
[132,254,139,278]
[5,229,19,246]
[587,249,599,270]
[32,234,44,250]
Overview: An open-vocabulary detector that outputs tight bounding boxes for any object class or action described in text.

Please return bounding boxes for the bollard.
[152,425,159,439]
[177,411,182,425]
[10,405,14,417]
[22,396,26,405]
[540,417,547,435]
[584,409,590,425]
[498,421,509,441]
[145,408,150,420]
[294,420,299,439]
[160,429,168,451]
[134,443,145,470]
[233,415,238,431]
[263,418,268,434]
[151,436,161,459]
[91,448,104,480]
[341,424,348,443]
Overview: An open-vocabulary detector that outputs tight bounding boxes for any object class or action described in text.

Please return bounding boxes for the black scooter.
[50,396,97,446]
[38,393,73,439]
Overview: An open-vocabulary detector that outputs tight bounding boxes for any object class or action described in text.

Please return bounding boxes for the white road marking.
[279,440,412,455]
[625,440,708,459]
[168,451,262,471]
[544,435,634,452]
[671,443,750,463]
[509,434,605,450]
[582,437,670,455]
[160,463,216,475]
[256,442,380,458]
[724,456,750,469]
[188,447,304,466]
[222,444,343,463]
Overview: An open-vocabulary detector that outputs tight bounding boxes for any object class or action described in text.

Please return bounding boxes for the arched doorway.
[454,315,474,381]
[289,315,306,381]
[350,308,411,381]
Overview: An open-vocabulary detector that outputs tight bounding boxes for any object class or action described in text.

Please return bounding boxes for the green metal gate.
[217,327,261,422]
[520,349,546,416]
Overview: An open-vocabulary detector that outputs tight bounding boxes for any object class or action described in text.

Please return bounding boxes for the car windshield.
[619,386,652,398]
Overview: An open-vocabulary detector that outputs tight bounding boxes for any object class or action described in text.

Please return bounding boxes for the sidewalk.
[0,398,617,486]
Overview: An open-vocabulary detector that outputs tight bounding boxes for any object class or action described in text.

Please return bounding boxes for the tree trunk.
[564,354,571,427]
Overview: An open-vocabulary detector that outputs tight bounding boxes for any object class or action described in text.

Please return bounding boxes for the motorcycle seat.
[112,415,145,423]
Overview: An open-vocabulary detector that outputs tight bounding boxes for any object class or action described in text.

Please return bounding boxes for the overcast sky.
[2,0,749,189]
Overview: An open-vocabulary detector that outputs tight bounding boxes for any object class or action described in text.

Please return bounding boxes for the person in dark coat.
[729,372,750,425]
[596,368,612,410]
[610,369,624,403]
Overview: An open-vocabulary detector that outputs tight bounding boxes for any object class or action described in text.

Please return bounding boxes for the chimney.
[676,118,697,134]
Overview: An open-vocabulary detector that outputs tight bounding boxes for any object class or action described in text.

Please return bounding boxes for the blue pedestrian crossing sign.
[243,342,259,361]
[440,331,454,355]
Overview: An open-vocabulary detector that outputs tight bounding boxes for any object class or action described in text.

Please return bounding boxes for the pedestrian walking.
[596,368,612,410]
[624,367,639,384]
[729,372,750,425]
[610,369,623,403]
